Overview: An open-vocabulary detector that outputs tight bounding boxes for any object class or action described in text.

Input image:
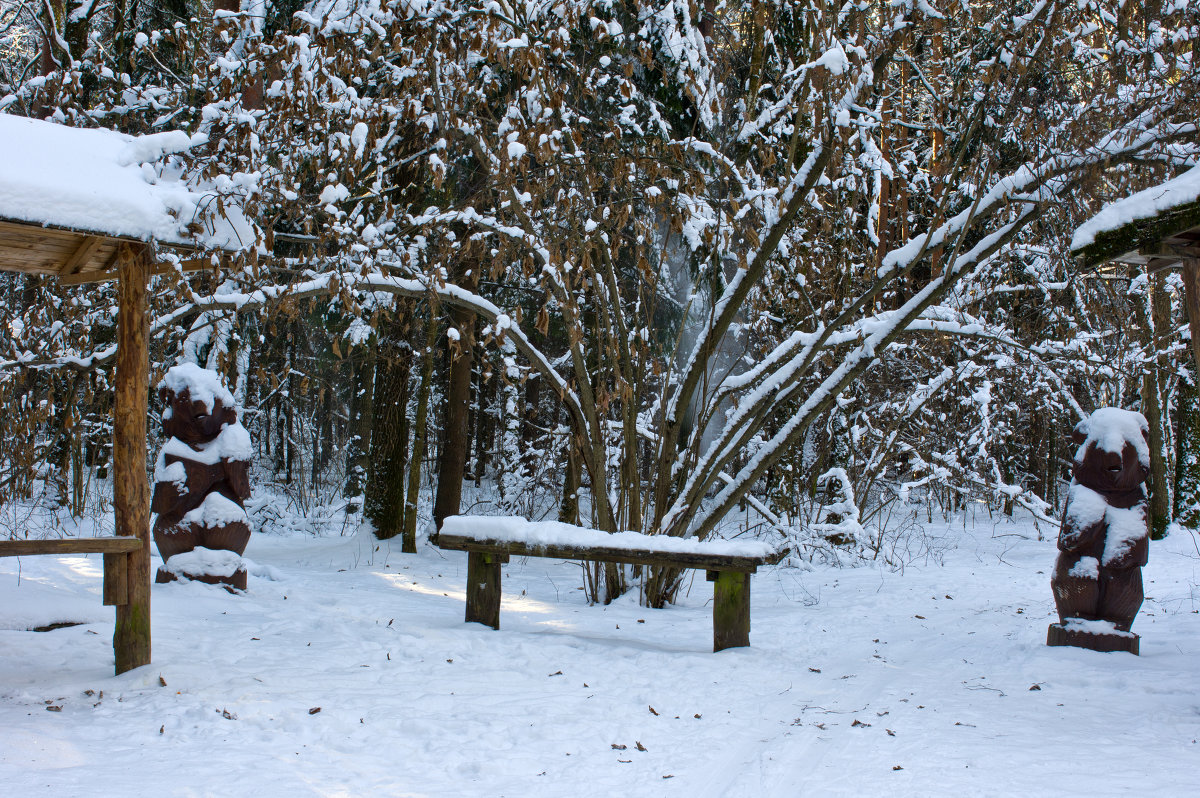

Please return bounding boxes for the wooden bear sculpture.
[152,364,253,590]
[1048,407,1150,654]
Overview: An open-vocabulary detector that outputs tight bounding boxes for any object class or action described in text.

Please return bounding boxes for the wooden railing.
[0,537,145,670]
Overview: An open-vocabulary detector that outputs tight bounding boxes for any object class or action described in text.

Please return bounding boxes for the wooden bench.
[432,521,785,652]
[0,537,144,672]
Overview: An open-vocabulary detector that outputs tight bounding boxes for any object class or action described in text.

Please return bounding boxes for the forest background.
[2,0,1199,607]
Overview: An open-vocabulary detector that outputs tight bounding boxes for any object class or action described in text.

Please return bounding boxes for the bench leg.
[711,570,751,651]
[466,551,503,630]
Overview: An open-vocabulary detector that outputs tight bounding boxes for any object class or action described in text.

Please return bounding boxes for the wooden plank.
[0,217,141,247]
[711,571,751,651]
[0,258,60,275]
[0,240,77,263]
[0,537,142,557]
[0,220,94,276]
[59,255,218,285]
[0,218,85,244]
[102,552,130,606]
[59,235,105,276]
[465,551,505,629]
[433,533,783,573]
[0,238,78,258]
[1139,242,1200,259]
[112,242,152,675]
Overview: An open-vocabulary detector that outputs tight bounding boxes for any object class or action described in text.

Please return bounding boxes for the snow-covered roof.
[0,113,256,254]
[1071,163,1200,254]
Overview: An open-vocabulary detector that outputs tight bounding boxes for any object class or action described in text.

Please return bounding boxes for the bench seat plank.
[434,533,783,573]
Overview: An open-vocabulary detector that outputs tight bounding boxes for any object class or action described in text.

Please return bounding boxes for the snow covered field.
[2,516,1198,797]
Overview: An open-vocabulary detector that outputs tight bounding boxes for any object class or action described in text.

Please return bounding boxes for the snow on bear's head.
[158,364,237,445]
[1071,407,1150,494]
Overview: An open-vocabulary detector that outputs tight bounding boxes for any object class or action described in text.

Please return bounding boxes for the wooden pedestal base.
[1047,623,1139,654]
[156,565,247,592]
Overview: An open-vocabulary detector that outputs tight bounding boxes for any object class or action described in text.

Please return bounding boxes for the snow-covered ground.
[2,514,1199,796]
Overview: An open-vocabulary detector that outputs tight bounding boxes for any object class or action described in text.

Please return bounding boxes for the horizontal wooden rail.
[432,533,785,573]
[0,536,141,557]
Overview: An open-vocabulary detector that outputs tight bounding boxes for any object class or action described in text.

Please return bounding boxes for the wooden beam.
[0,218,84,246]
[0,537,141,556]
[112,242,152,675]
[58,254,223,285]
[59,235,105,276]
[433,533,784,572]
[1139,243,1200,260]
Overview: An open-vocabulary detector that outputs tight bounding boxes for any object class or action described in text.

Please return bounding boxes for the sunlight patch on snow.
[531,619,581,633]
[3,731,88,769]
[63,557,103,582]
[372,571,557,615]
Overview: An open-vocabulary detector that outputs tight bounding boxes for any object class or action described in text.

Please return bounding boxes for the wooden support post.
[710,570,751,652]
[112,243,151,674]
[465,550,505,629]
[102,551,130,606]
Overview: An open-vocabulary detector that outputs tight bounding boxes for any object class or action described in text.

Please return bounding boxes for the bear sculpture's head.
[1071,407,1150,494]
[160,385,237,445]
[158,364,238,446]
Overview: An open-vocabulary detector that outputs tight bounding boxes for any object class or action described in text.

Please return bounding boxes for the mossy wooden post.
[709,570,751,651]
[113,242,151,674]
[465,551,505,629]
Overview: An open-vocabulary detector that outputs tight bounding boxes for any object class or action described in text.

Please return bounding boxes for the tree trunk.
[285,367,296,484]
[433,264,479,529]
[522,375,541,481]
[403,308,440,552]
[474,360,493,486]
[1175,260,1200,529]
[1143,271,1171,540]
[1174,367,1200,528]
[559,431,582,526]
[344,338,376,511]
[365,324,412,540]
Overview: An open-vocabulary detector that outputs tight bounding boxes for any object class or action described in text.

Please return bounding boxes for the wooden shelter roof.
[1072,164,1200,269]
[0,114,253,283]
[0,218,220,284]
[1072,201,1200,271]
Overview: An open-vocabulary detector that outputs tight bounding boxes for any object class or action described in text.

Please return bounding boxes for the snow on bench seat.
[438,515,782,568]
